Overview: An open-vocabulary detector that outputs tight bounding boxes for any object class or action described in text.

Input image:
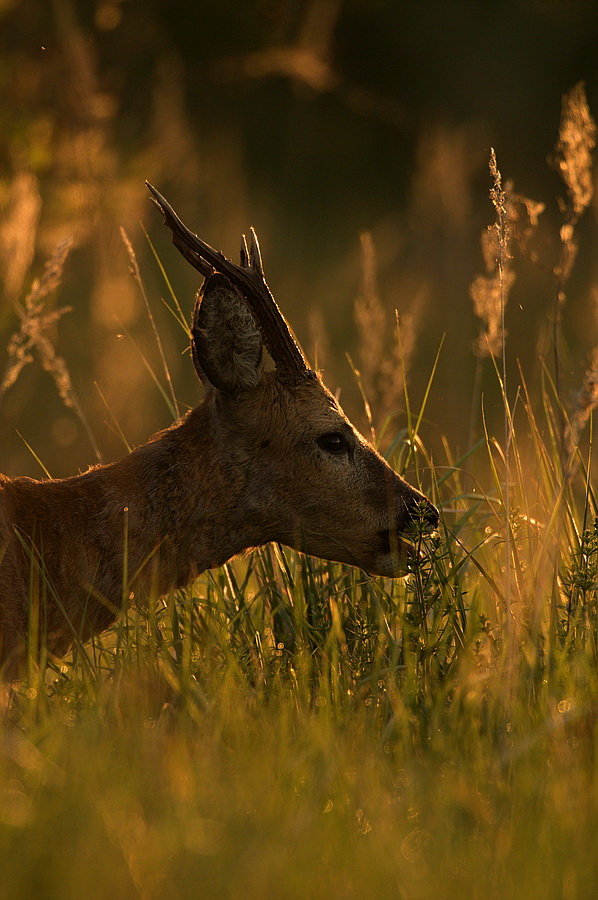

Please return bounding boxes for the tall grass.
[2,94,598,898]
[2,355,597,897]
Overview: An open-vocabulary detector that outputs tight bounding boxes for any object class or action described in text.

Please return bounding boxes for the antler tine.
[240,234,250,269]
[147,182,310,384]
[248,227,263,274]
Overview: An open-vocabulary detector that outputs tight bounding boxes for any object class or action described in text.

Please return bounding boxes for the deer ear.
[191,273,265,393]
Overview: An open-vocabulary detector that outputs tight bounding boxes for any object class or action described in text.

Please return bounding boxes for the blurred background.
[0,0,597,479]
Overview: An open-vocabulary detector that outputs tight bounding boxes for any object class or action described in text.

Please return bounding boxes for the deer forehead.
[224,373,343,430]
[270,378,352,435]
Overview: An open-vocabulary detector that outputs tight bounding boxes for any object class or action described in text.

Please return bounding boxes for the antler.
[146,182,311,384]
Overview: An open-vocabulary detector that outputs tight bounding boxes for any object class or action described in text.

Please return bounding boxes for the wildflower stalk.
[487,150,512,637]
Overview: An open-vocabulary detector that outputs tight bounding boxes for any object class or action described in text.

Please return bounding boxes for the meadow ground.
[2,349,598,899]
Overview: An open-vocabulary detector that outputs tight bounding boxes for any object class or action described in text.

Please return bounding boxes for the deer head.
[148,184,438,577]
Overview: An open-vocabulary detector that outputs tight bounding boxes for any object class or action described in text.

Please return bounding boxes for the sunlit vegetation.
[2,3,598,895]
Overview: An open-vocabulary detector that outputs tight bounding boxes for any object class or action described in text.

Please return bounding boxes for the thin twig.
[121,227,180,419]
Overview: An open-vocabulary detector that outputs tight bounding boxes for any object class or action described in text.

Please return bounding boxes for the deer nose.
[403,495,440,532]
[422,500,440,530]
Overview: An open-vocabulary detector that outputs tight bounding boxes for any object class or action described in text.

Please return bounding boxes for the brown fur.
[0,268,437,674]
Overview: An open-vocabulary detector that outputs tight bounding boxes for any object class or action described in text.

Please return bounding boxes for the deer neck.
[114,399,254,596]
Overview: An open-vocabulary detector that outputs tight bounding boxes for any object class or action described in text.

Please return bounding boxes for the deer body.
[0,187,438,672]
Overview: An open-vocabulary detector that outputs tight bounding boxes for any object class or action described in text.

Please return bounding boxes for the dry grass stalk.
[353,231,415,433]
[470,229,515,359]
[0,172,41,304]
[470,153,515,359]
[212,0,342,93]
[552,81,595,295]
[0,235,103,462]
[354,231,385,394]
[551,83,596,404]
[565,348,598,472]
[470,179,544,359]
[307,306,331,374]
[469,151,518,636]
[553,81,596,225]
[120,227,180,418]
[506,190,545,264]
[213,0,406,128]
[1,236,74,398]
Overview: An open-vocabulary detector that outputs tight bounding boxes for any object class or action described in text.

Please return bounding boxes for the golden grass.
[1,82,598,899]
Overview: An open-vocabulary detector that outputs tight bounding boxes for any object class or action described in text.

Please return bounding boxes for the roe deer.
[0,183,438,673]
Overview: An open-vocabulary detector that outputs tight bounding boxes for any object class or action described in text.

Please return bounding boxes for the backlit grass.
[2,93,598,896]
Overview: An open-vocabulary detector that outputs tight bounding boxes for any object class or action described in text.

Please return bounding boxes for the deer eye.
[317,431,349,455]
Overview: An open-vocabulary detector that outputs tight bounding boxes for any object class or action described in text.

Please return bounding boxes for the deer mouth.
[367,528,415,577]
[377,529,415,558]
